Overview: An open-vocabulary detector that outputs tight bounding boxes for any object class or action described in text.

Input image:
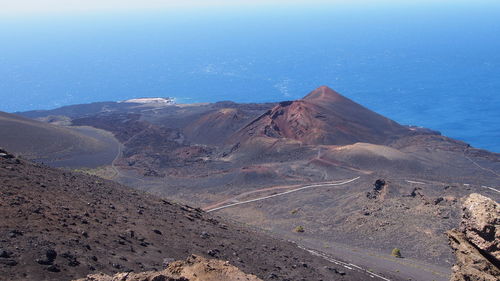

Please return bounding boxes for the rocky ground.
[0,148,374,281]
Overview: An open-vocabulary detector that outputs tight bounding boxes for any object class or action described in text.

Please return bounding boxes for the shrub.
[294,226,305,233]
[391,248,402,258]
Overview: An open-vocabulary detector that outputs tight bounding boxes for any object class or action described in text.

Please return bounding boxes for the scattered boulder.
[0,259,17,266]
[45,249,57,261]
[0,249,12,258]
[373,179,385,191]
[267,272,278,279]
[37,249,57,265]
[434,197,444,205]
[447,193,500,281]
[0,148,14,159]
[46,264,61,272]
[61,252,80,267]
[366,179,387,199]
[200,231,210,239]
[207,249,220,257]
[404,187,423,198]
[326,267,346,276]
[143,169,165,177]
[8,229,23,238]
[162,257,175,268]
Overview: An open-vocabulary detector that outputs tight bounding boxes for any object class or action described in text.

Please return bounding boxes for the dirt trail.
[205,177,360,212]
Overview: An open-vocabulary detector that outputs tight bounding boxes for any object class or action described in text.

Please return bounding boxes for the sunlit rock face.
[447,193,500,281]
[73,255,263,281]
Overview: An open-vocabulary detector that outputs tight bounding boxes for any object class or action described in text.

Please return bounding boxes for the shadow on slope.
[0,111,118,168]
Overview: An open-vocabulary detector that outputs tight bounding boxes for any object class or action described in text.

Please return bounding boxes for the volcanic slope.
[11,86,500,274]
[231,86,409,146]
[0,111,117,167]
[0,149,375,281]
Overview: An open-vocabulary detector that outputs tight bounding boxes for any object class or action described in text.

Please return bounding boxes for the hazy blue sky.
[0,0,480,17]
[2,0,340,15]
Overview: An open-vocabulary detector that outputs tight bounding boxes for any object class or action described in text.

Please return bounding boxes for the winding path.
[205,177,360,212]
[297,245,393,281]
[111,142,124,179]
[464,148,500,178]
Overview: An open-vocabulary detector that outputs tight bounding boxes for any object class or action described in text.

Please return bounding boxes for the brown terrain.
[447,193,499,281]
[0,111,118,168]
[7,85,500,280]
[0,148,376,281]
[231,86,408,146]
[74,255,263,281]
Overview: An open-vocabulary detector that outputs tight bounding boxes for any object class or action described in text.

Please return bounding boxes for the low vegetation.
[73,165,117,180]
[294,226,305,233]
[391,248,402,258]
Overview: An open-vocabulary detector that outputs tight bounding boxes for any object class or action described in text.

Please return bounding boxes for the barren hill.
[0,111,118,167]
[0,149,373,281]
[231,86,409,146]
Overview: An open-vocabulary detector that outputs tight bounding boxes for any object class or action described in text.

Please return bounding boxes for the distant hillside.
[0,111,118,167]
[18,102,128,119]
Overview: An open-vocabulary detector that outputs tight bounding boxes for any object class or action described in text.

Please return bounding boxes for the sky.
[0,0,474,17]
[2,0,329,16]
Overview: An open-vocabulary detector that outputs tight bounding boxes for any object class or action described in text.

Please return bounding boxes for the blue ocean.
[0,2,499,152]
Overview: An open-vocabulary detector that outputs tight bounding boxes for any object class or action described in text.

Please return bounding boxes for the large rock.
[447,193,500,281]
[74,255,263,281]
[460,193,499,260]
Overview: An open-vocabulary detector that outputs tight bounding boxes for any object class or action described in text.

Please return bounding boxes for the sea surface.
[0,2,499,152]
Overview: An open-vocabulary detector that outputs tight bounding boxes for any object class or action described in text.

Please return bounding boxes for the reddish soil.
[231,86,409,146]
